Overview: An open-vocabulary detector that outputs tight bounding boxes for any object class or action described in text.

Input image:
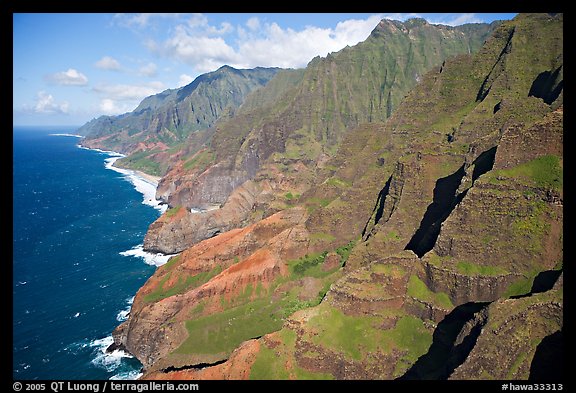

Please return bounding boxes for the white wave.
[116,295,136,321]
[116,309,130,322]
[77,145,166,213]
[110,370,143,380]
[64,339,90,355]
[77,144,124,156]
[90,336,133,373]
[49,133,82,137]
[119,244,176,267]
[103,156,167,214]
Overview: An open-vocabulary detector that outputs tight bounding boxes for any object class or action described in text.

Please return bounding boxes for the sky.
[13,13,518,127]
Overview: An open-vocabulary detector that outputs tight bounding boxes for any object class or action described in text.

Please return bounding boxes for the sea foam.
[103,156,168,214]
[116,296,134,322]
[90,336,133,372]
[119,244,175,267]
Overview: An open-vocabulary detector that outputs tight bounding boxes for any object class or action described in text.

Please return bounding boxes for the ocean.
[13,126,171,380]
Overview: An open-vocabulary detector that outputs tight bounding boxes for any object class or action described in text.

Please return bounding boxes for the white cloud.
[132,13,486,76]
[382,13,422,22]
[91,81,166,115]
[438,13,483,26]
[92,81,166,101]
[246,17,260,31]
[95,56,122,71]
[186,13,233,35]
[113,13,184,28]
[33,91,69,114]
[99,98,117,114]
[99,98,135,115]
[381,13,483,27]
[45,68,88,86]
[177,74,194,87]
[139,62,158,77]
[149,14,385,73]
[150,24,239,73]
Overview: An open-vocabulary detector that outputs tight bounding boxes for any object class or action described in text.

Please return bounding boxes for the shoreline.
[103,155,168,214]
[131,169,161,188]
[76,141,166,212]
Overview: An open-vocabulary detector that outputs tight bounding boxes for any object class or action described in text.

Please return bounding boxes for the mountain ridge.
[91,13,562,380]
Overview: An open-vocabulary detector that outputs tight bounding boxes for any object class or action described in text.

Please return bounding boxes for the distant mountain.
[77,66,281,158]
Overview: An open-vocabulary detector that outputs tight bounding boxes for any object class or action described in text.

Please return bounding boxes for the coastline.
[76,141,176,268]
[75,139,178,377]
[132,170,161,188]
[76,142,167,213]
[15,130,154,380]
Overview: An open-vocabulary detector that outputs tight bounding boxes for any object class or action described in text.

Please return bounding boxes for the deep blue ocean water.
[13,126,167,380]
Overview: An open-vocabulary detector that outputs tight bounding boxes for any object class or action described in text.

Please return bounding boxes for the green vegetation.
[371,263,406,277]
[507,351,529,379]
[307,305,432,365]
[249,341,291,379]
[183,149,215,173]
[489,155,563,191]
[165,205,182,219]
[288,241,356,277]
[290,252,329,277]
[511,200,549,254]
[335,240,356,264]
[325,177,352,188]
[175,297,284,355]
[305,197,332,213]
[143,265,223,303]
[250,328,333,380]
[383,230,401,242]
[407,275,453,309]
[456,260,508,276]
[309,232,337,244]
[503,269,541,298]
[117,151,162,176]
[284,192,300,201]
[390,316,435,377]
[161,254,182,271]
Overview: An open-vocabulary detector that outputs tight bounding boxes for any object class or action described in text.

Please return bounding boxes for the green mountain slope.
[113,13,562,380]
[77,66,280,166]
[146,17,496,253]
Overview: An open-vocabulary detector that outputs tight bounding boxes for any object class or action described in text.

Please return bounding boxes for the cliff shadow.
[404,165,465,257]
[398,301,489,380]
[529,329,563,380]
[528,66,563,105]
[511,269,563,299]
[361,175,392,240]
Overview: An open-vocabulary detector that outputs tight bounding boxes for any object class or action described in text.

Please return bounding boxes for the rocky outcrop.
[115,208,310,371]
[449,280,563,379]
[142,339,260,380]
[144,180,262,254]
[422,258,522,305]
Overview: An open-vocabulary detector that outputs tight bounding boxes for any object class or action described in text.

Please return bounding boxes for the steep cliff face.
[113,13,562,380]
[144,18,495,253]
[115,207,310,371]
[449,274,563,380]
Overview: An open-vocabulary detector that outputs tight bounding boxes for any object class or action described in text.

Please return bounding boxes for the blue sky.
[13,13,517,127]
